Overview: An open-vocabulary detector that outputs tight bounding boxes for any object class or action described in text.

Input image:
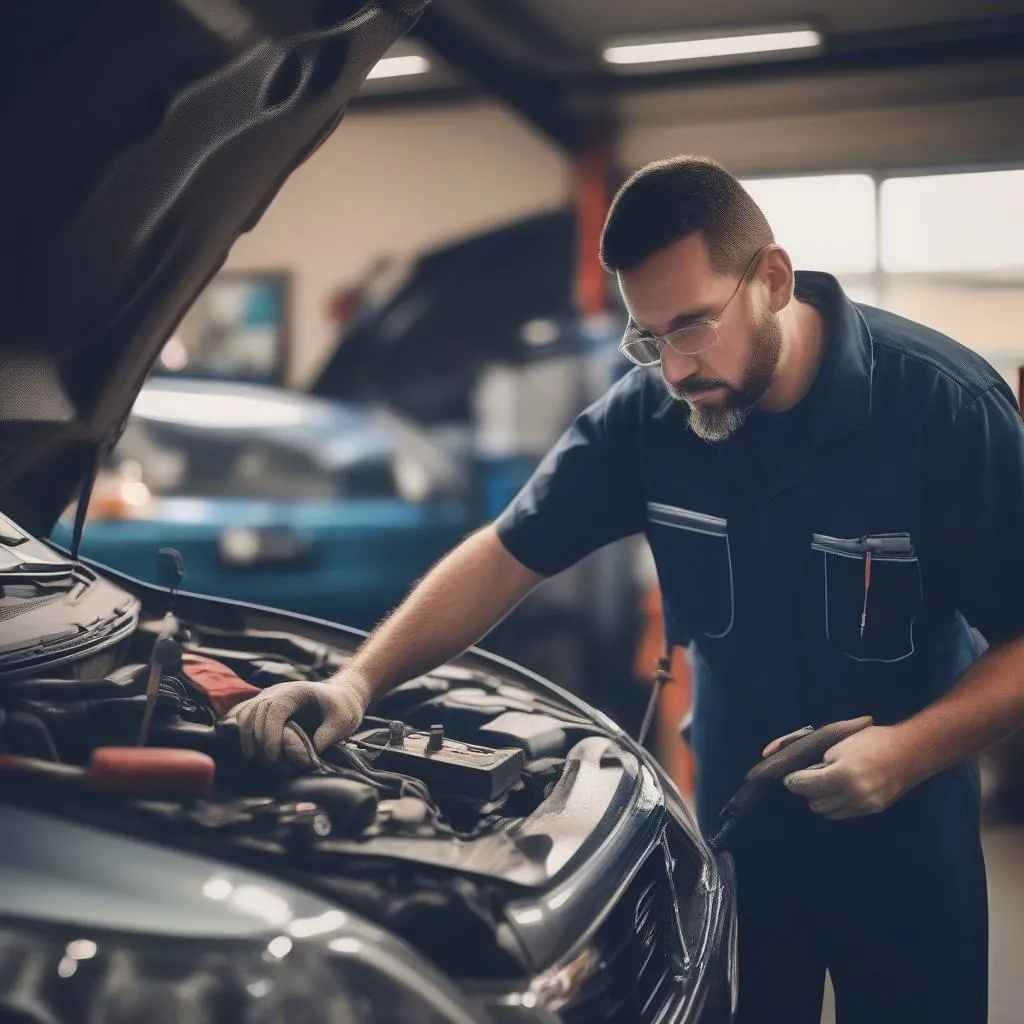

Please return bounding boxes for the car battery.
[352,723,524,802]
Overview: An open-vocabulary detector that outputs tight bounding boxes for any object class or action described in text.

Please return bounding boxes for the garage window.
[880,169,1024,274]
[740,173,877,275]
[731,167,1024,390]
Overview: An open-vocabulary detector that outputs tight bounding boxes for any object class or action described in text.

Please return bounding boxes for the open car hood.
[0,0,427,539]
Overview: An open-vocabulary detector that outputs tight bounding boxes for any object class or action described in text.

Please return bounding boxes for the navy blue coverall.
[496,272,1024,1023]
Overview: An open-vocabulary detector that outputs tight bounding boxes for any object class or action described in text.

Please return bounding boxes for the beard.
[664,308,783,443]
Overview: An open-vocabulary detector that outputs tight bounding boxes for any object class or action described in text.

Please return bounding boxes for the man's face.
[618,232,782,442]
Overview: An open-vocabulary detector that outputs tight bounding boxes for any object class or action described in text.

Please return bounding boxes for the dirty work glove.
[761,725,816,759]
[781,721,915,820]
[227,673,372,764]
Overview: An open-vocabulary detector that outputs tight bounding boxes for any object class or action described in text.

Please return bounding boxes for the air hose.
[707,716,873,853]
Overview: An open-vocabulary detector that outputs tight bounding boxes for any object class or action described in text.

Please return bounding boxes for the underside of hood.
[0,0,427,539]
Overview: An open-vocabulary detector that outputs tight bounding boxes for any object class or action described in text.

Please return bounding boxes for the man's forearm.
[894,634,1024,786]
[336,525,545,704]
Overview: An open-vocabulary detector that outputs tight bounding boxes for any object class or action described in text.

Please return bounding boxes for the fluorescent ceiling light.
[366,54,430,80]
[604,29,821,66]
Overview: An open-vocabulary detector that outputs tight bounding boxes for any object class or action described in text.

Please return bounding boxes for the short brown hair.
[599,155,774,276]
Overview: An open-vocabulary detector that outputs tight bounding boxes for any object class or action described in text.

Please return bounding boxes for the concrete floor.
[820,825,1024,1023]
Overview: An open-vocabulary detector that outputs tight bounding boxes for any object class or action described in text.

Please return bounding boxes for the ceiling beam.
[419,0,586,73]
[408,0,590,153]
[349,85,478,113]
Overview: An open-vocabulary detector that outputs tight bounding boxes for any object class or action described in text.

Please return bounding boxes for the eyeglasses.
[618,246,768,366]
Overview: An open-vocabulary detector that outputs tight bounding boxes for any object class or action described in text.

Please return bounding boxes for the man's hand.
[779,722,918,820]
[226,671,373,764]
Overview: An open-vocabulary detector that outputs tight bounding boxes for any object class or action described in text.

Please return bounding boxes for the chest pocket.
[812,533,922,663]
[647,502,734,640]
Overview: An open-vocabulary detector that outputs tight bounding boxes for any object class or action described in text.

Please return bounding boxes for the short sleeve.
[495,381,647,577]
[925,385,1024,647]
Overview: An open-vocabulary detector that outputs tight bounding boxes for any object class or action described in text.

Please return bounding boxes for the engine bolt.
[427,724,444,752]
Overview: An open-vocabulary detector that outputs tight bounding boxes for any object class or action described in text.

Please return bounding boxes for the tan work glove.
[226,672,373,764]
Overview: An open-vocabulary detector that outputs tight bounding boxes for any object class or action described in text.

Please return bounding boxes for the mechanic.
[230,156,1024,1024]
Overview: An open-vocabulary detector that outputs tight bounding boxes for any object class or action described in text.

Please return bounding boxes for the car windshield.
[104,387,467,504]
[113,419,348,500]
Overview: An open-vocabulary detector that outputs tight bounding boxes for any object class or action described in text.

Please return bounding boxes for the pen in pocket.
[859,549,872,638]
[857,534,912,637]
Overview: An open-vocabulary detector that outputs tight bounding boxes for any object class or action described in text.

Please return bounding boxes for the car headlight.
[0,913,482,1024]
[218,526,310,568]
[0,807,487,1024]
[393,452,433,503]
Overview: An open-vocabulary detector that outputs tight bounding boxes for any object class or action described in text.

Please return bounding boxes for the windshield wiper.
[0,561,76,587]
[0,576,77,600]
[0,602,135,661]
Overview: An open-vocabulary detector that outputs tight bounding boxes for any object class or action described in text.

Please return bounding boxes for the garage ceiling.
[517,0,1024,44]
[353,0,1024,162]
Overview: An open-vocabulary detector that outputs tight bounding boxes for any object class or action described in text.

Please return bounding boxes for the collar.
[793,270,873,445]
[651,270,873,442]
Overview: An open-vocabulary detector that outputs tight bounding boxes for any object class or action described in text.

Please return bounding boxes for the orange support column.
[572,135,696,798]
[573,130,612,318]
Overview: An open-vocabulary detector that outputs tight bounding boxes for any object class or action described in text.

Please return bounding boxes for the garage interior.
[225,11,1024,1016]
[201,2,1024,1018]
[183,2,1024,1015]
[2,0,1023,1021]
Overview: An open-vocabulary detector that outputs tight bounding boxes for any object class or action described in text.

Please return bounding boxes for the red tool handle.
[87,748,215,798]
[1,748,215,799]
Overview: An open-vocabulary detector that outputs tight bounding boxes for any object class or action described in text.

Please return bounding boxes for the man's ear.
[761,245,795,313]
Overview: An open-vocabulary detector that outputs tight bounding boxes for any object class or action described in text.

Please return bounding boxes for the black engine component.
[0,709,61,761]
[183,628,345,675]
[478,710,574,760]
[372,676,453,718]
[399,687,533,734]
[377,681,599,760]
[148,719,225,758]
[2,661,147,701]
[317,868,525,978]
[245,658,312,687]
[354,724,525,802]
[276,776,379,837]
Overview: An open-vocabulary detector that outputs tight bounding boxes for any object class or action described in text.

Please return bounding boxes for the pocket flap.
[812,532,916,560]
[647,502,728,536]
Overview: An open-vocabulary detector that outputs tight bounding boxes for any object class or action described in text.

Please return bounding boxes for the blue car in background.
[52,378,476,629]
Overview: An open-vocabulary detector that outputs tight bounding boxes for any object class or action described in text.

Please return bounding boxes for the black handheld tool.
[137,549,187,746]
[707,716,873,853]
[157,548,186,617]
[137,634,184,746]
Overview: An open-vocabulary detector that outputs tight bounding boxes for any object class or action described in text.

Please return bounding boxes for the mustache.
[666,378,732,397]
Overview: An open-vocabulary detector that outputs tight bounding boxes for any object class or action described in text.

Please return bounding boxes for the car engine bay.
[0,538,693,985]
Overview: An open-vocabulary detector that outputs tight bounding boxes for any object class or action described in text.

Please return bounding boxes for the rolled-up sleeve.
[495,378,647,577]
[926,384,1024,647]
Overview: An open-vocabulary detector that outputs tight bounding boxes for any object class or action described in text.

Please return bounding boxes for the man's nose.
[660,347,701,382]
